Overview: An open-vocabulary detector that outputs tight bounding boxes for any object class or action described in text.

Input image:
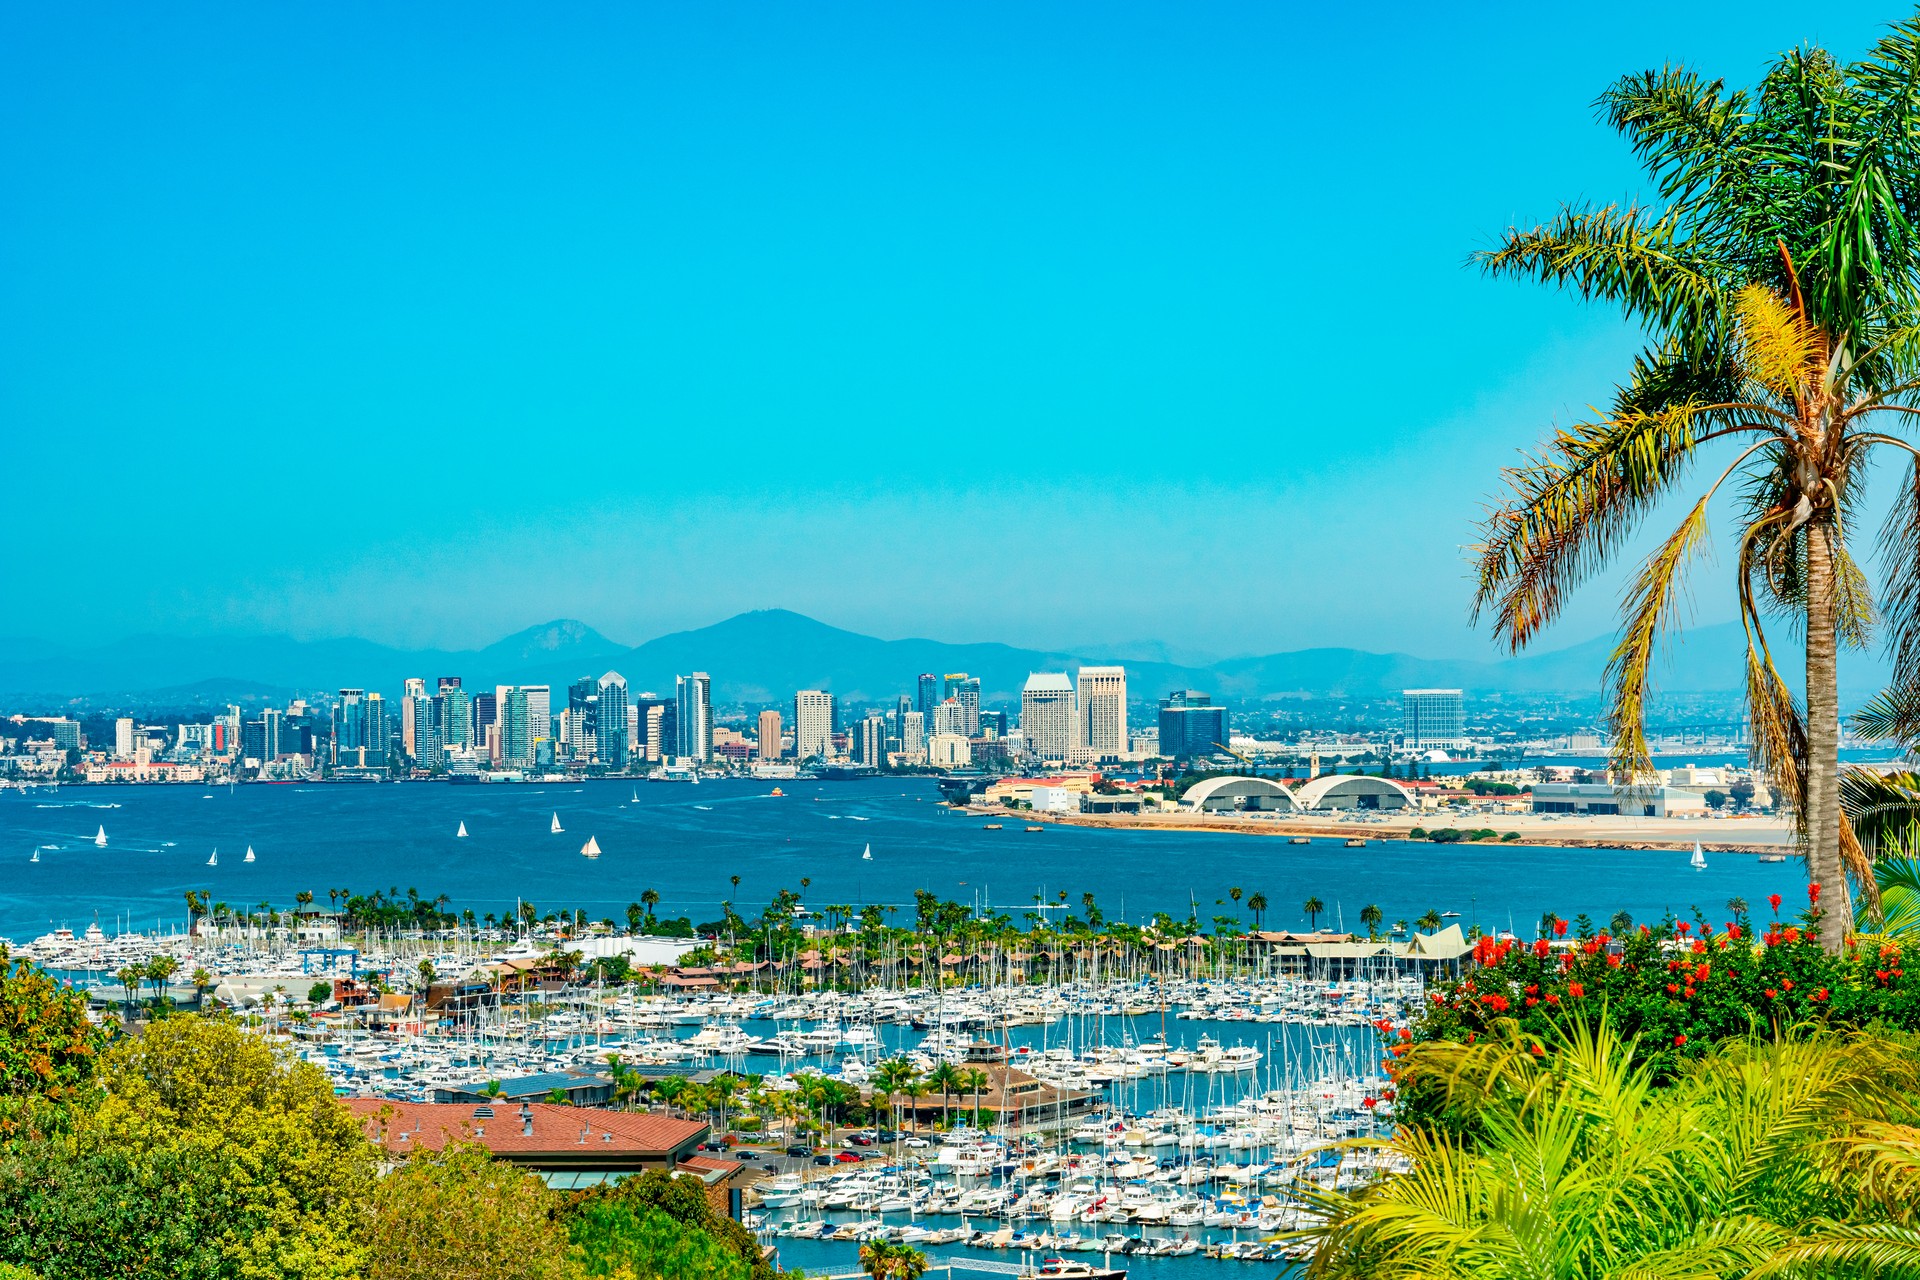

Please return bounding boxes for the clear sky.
[2,2,1908,659]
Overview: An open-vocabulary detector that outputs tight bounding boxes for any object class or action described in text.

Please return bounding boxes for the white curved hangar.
[1182,775,1302,812]
[1293,773,1414,811]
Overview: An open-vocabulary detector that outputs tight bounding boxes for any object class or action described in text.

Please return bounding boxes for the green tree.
[0,943,106,1110]
[143,955,178,1003]
[1416,910,1444,933]
[308,981,333,1005]
[1359,904,1384,939]
[859,1240,929,1280]
[366,1142,573,1280]
[1246,892,1268,931]
[568,1167,775,1280]
[1302,897,1325,931]
[1468,25,1920,944]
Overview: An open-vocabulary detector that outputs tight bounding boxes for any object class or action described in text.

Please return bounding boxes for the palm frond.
[1607,498,1712,782]
[1734,283,1824,400]
[1878,459,1920,695]
[1852,688,1920,749]
[1474,205,1728,337]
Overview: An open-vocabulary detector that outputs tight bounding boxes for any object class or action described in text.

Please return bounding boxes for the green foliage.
[566,1168,776,1280]
[307,981,333,1004]
[0,944,106,1118]
[367,1142,575,1280]
[569,1201,749,1280]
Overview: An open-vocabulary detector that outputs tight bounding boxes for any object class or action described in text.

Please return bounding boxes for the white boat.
[456,821,468,838]
[630,789,638,803]
[29,849,39,863]
[862,843,872,861]
[244,846,255,863]
[1691,842,1707,870]
[581,835,601,859]
[550,812,563,834]
[94,825,107,847]
[207,849,218,866]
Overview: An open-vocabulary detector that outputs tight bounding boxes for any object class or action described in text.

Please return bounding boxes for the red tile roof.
[678,1154,743,1181]
[347,1099,707,1158]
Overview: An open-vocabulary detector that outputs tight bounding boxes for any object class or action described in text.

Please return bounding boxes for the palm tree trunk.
[1805,521,1852,950]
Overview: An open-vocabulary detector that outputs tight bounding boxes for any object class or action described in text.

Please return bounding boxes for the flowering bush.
[1392,887,1920,1126]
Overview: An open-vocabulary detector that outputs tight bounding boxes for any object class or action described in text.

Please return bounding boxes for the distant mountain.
[0,609,1892,705]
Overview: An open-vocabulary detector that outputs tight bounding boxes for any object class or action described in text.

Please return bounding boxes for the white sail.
[456,821,468,838]
[631,789,638,803]
[207,849,218,866]
[244,846,255,863]
[862,842,872,861]
[1691,841,1707,869]
[30,850,39,863]
[550,812,563,833]
[94,825,107,847]
[580,835,601,859]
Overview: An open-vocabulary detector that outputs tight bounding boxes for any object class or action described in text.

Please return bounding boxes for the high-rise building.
[435,684,472,751]
[632,696,670,761]
[1402,688,1465,749]
[471,691,498,751]
[944,673,981,736]
[931,698,967,738]
[793,690,835,760]
[675,672,712,761]
[1158,690,1227,761]
[854,715,887,768]
[499,686,534,766]
[1077,666,1128,760]
[521,685,551,756]
[900,710,925,757]
[114,717,135,757]
[917,673,938,721]
[332,689,366,758]
[757,709,783,760]
[363,692,389,765]
[567,677,597,761]
[1020,673,1078,762]
[597,671,630,770]
[401,678,427,756]
[263,707,286,760]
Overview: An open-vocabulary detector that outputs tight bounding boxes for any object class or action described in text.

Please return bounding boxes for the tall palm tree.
[1472,26,1920,944]
[115,964,142,1014]
[1416,909,1444,933]
[1359,903,1384,939]
[145,954,177,1001]
[926,1061,962,1128]
[1302,897,1325,931]
[1247,892,1268,932]
[964,1068,991,1128]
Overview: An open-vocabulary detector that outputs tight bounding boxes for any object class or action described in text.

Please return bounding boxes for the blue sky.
[2,1,1909,659]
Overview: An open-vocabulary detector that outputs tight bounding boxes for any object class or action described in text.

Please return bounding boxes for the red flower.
[1881,943,1900,961]
[1530,1043,1544,1057]
[1728,925,1741,940]
[1877,969,1892,983]
[1525,984,1539,995]
[1568,982,1585,998]
[1768,893,1782,914]
[1694,963,1711,982]
[1692,939,1707,955]
[1782,979,1793,991]
[1607,954,1622,968]
[1809,882,1822,905]
[1784,927,1801,944]
[1765,988,1778,999]
[1533,939,1551,958]
[1813,988,1829,1002]
[1764,930,1782,947]
[1553,919,1568,937]
[1525,996,1539,1008]
[1683,986,1695,998]
[1667,983,1681,996]
[1545,993,1560,1005]
[1399,1028,1412,1042]
[1674,1034,1687,1047]
[1676,921,1692,935]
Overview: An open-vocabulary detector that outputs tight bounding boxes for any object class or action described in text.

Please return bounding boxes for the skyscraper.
[567,677,597,761]
[521,685,551,757]
[435,683,472,751]
[401,677,427,757]
[917,673,938,721]
[1159,690,1227,761]
[901,710,925,757]
[944,673,981,736]
[499,686,534,766]
[1077,666,1128,760]
[1402,689,1465,749]
[854,715,887,768]
[1020,673,1077,762]
[757,709,783,760]
[675,672,712,761]
[332,688,365,759]
[597,671,630,770]
[793,690,835,760]
[363,692,389,765]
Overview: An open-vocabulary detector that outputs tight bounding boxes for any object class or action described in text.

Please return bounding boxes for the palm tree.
[964,1068,990,1128]
[926,1061,962,1128]
[859,1239,929,1280]
[145,954,177,1001]
[1416,909,1444,933]
[1470,29,1920,945]
[115,964,143,1014]
[1359,903,1384,939]
[1247,892,1268,932]
[1229,887,1243,919]
[641,888,660,923]
[1302,897,1325,931]
[1610,909,1636,936]
[190,967,213,1006]
[1302,1016,1920,1277]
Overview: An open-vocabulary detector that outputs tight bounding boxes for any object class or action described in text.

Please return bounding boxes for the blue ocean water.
[0,777,1809,943]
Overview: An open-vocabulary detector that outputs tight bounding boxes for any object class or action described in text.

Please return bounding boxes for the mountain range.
[0,609,1892,705]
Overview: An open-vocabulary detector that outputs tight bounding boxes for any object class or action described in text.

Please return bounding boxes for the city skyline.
[7,2,1913,659]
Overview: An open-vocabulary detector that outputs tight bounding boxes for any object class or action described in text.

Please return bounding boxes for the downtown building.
[1020,673,1078,764]
[1075,666,1127,762]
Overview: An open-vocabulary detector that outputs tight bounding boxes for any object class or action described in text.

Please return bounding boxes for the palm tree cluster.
[1474,16,1920,943]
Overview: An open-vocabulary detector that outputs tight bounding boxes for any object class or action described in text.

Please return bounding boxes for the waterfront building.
[854,714,887,768]
[944,673,981,736]
[401,678,426,757]
[522,685,551,757]
[363,692,389,765]
[332,689,365,759]
[113,718,134,757]
[1531,781,1705,818]
[435,684,472,752]
[675,672,712,761]
[1076,666,1127,761]
[927,732,971,768]
[916,673,938,721]
[757,709,782,760]
[635,698,670,761]
[793,690,835,760]
[597,672,630,770]
[1158,690,1226,761]
[1402,688,1466,749]
[1020,673,1078,763]
[900,709,925,757]
[496,686,533,767]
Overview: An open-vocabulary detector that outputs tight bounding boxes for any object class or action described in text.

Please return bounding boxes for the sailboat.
[1690,841,1707,870]
[30,849,39,863]
[243,846,255,863]
[580,835,601,859]
[862,842,872,861]
[630,788,638,803]
[456,821,468,838]
[550,812,563,834]
[94,825,107,847]
[207,849,218,867]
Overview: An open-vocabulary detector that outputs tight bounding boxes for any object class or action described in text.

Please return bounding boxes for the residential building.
[793,690,835,760]
[521,685,551,758]
[854,715,886,768]
[436,683,472,752]
[1158,690,1226,761]
[1020,673,1077,762]
[1076,666,1127,760]
[757,709,782,760]
[332,689,365,758]
[675,672,712,761]
[497,687,534,767]
[927,732,971,768]
[597,672,630,770]
[114,718,134,757]
[931,698,968,738]
[567,677,597,761]
[900,710,925,758]
[1402,688,1466,749]
[917,673,938,721]
[401,678,427,757]
[944,673,981,736]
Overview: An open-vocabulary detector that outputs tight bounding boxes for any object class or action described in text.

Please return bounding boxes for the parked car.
[904,1137,930,1149]
[835,1151,862,1163]
[812,1155,834,1166]
[785,1145,813,1158]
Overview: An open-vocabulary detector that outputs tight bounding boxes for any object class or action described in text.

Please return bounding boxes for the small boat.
[1344,837,1366,847]
[550,812,564,834]
[1441,910,1461,919]
[862,843,872,861]
[456,821,468,838]
[29,849,39,863]
[1758,853,1788,863]
[207,849,218,866]
[243,846,255,863]
[1289,836,1310,845]
[94,825,107,847]
[694,805,713,811]
[1026,825,1044,833]
[1690,841,1707,870]
[983,823,1003,830]
[770,787,785,797]
[581,835,601,859]
[631,788,639,803]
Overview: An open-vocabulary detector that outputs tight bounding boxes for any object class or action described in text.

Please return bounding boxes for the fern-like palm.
[1474,20,1920,942]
